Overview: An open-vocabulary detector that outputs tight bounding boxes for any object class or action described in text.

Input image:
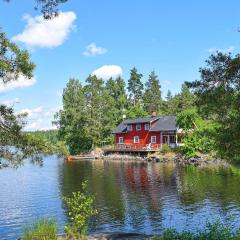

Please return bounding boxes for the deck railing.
[113,143,161,151]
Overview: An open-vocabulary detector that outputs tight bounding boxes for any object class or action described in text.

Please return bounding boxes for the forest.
[54,52,240,162]
[0,0,240,164]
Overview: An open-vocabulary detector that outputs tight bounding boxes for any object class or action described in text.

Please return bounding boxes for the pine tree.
[143,71,162,114]
[127,67,143,106]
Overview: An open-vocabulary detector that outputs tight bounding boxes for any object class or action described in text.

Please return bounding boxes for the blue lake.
[1,157,240,239]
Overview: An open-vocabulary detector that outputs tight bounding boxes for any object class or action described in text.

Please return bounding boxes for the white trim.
[118,137,123,144]
[144,123,150,130]
[151,136,156,144]
[134,136,139,144]
[127,124,132,131]
[136,124,141,131]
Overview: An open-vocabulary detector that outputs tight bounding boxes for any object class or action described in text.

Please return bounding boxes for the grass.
[22,218,58,240]
[153,222,240,240]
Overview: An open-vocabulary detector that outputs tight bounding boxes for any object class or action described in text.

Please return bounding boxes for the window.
[151,136,157,144]
[136,124,141,131]
[170,135,176,144]
[134,136,139,144]
[127,124,132,131]
[118,137,123,144]
[144,123,150,130]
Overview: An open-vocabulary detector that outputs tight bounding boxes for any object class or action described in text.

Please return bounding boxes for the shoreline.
[101,154,229,167]
[64,150,230,168]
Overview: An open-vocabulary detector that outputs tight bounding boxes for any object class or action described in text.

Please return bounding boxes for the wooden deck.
[103,144,160,155]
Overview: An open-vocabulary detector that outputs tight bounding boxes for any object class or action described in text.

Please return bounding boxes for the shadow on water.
[1,157,240,239]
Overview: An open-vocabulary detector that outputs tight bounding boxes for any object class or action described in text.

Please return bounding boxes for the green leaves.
[62,181,97,236]
[0,31,35,83]
[186,52,240,161]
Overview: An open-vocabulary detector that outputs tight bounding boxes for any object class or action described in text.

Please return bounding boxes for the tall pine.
[143,71,162,114]
[127,67,143,106]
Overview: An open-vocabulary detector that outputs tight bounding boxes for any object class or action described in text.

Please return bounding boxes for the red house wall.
[115,121,161,145]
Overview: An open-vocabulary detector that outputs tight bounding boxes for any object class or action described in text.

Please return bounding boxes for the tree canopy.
[4,0,68,19]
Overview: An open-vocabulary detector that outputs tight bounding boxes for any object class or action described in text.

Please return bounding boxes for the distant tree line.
[54,68,195,154]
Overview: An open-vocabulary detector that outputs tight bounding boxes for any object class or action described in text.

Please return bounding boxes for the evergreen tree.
[166,90,173,101]
[143,71,162,114]
[127,67,143,106]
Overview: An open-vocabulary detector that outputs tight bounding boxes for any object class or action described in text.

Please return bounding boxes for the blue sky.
[0,0,239,130]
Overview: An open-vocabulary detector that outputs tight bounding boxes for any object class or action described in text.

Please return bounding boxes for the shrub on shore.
[153,222,240,240]
[22,218,57,240]
[62,181,98,238]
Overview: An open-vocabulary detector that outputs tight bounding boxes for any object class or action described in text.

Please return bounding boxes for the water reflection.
[59,160,240,234]
[1,158,240,239]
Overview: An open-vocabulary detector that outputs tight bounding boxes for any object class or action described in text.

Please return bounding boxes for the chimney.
[152,112,157,117]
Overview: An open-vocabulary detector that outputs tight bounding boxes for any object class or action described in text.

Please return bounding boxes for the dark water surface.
[1,157,240,239]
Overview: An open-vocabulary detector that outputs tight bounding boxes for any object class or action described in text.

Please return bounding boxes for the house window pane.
[170,135,175,143]
[119,137,123,144]
[127,125,132,131]
[136,124,141,131]
[145,123,150,130]
[151,136,156,144]
[134,136,139,144]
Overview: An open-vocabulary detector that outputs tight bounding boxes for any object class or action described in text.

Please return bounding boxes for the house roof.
[112,122,127,134]
[124,116,160,124]
[113,115,177,133]
[149,116,177,131]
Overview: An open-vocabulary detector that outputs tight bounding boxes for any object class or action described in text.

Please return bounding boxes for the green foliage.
[153,222,240,240]
[126,103,148,119]
[62,181,98,237]
[143,71,162,114]
[127,67,144,106]
[180,133,199,159]
[186,52,240,161]
[160,144,172,154]
[4,0,68,19]
[177,109,198,130]
[0,30,35,83]
[22,218,57,240]
[25,131,69,156]
[162,84,195,115]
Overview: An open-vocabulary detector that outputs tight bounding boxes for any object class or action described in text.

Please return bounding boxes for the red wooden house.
[113,114,182,150]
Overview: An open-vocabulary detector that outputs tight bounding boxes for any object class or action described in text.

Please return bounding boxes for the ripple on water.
[1,159,240,239]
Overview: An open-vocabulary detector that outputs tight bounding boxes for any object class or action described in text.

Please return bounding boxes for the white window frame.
[134,136,139,144]
[144,123,150,130]
[127,124,132,131]
[136,124,141,131]
[118,137,123,144]
[151,136,157,144]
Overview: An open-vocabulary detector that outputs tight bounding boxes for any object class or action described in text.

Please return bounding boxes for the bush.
[160,144,172,154]
[180,134,198,159]
[62,181,98,237]
[153,221,240,240]
[22,218,57,240]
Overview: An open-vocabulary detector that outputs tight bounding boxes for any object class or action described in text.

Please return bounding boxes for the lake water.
[1,157,240,239]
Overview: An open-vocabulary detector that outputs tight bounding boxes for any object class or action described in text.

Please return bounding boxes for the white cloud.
[18,106,43,117]
[12,11,77,48]
[91,65,123,80]
[0,75,36,93]
[208,46,235,53]
[83,43,107,56]
[0,98,21,106]
[19,106,61,131]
